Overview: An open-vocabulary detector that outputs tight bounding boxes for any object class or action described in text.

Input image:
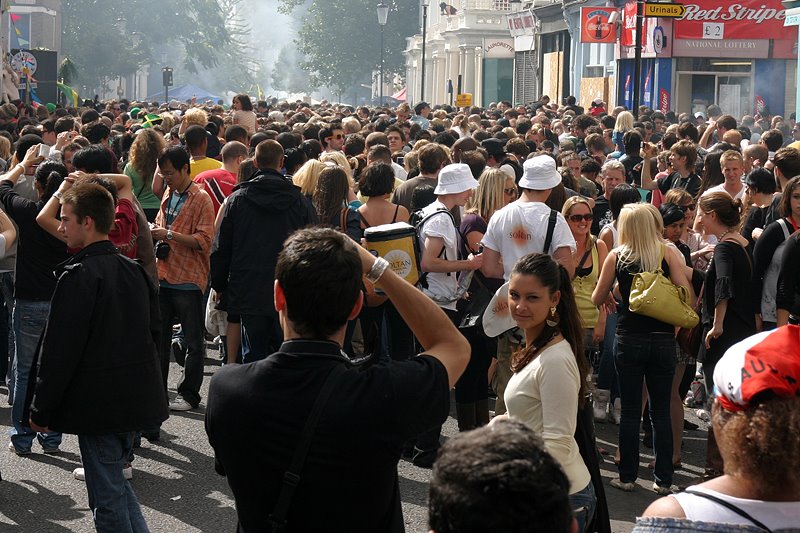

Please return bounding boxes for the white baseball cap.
[518,155,561,191]
[434,163,479,195]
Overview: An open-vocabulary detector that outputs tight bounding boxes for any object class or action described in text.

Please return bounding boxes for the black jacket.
[26,241,167,434]
[210,169,317,316]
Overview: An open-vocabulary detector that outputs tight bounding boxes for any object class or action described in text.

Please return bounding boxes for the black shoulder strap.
[682,489,772,532]
[543,209,557,254]
[268,364,346,531]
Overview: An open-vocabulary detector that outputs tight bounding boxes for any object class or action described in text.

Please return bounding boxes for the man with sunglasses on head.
[319,123,345,153]
[639,139,701,199]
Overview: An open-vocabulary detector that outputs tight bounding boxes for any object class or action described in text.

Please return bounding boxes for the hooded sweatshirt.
[210,168,317,316]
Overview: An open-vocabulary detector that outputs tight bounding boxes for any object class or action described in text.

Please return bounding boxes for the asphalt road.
[0,344,709,532]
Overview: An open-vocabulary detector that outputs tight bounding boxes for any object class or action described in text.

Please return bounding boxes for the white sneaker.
[653,482,677,495]
[592,389,610,423]
[169,396,194,411]
[122,463,133,480]
[74,463,133,481]
[696,409,711,422]
[610,398,622,425]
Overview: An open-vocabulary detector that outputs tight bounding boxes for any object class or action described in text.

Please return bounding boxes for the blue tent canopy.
[146,84,221,103]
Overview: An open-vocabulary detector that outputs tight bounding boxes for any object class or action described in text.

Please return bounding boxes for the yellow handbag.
[628,245,699,329]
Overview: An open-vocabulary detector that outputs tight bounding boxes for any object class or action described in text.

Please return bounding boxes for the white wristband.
[365,256,390,284]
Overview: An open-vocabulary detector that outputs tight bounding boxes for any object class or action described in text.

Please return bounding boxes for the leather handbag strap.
[682,489,772,532]
[268,364,346,531]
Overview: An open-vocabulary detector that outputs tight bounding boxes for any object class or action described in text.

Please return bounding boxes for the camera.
[154,240,171,260]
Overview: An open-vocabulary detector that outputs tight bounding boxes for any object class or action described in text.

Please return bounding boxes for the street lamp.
[161,66,173,104]
[421,0,430,102]
[377,3,389,105]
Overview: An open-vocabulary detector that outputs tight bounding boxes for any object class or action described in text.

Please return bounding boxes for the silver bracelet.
[365,256,390,284]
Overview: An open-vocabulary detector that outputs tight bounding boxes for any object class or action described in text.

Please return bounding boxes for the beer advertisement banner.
[673,0,787,40]
[580,7,617,43]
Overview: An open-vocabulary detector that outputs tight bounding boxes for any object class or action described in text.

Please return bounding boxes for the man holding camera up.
[151,146,214,412]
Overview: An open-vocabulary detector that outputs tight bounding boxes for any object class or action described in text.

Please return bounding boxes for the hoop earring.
[546,306,559,327]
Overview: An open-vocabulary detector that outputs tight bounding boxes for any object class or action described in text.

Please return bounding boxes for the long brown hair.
[313,166,350,226]
[509,253,588,407]
[128,129,166,187]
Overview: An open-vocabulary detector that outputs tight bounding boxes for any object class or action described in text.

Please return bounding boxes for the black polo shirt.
[657,171,701,199]
[205,340,450,533]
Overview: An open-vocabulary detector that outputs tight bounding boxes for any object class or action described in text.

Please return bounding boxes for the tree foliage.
[62,0,232,90]
[271,45,312,95]
[278,0,418,93]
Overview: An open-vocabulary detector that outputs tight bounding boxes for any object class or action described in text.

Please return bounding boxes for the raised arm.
[356,244,468,387]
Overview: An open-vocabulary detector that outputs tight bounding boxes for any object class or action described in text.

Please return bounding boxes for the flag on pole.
[57,82,80,107]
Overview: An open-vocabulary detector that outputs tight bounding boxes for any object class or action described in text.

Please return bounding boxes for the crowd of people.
[0,92,799,532]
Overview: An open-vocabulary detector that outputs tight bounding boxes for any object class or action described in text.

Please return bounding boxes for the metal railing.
[457,0,512,12]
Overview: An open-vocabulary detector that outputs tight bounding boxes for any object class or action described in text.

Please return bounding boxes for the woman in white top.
[643,327,800,530]
[231,94,257,135]
[496,253,596,532]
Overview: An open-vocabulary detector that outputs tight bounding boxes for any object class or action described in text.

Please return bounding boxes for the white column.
[474,46,483,107]
[463,46,476,96]
[447,49,459,104]
[431,53,441,105]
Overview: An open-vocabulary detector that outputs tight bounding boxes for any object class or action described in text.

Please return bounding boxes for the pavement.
[0,343,710,532]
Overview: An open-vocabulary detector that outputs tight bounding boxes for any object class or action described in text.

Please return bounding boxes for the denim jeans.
[78,432,150,533]
[614,332,675,487]
[240,314,283,364]
[0,271,14,394]
[158,288,205,407]
[570,481,597,533]
[9,299,62,452]
[596,306,620,400]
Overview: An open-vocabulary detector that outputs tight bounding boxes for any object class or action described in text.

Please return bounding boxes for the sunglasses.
[568,213,593,222]
[678,204,696,212]
[503,187,517,196]
[331,134,344,139]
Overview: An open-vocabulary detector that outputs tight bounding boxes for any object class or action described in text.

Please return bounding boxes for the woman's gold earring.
[546,306,559,327]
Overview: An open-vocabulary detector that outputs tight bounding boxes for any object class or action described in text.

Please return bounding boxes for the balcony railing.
[457,0,512,11]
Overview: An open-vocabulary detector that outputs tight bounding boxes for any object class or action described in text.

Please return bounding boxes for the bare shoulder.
[641,495,686,518]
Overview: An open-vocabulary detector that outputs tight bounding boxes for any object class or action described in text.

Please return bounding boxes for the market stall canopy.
[146,84,221,104]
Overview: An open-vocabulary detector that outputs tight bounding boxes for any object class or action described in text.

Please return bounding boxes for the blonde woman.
[292,159,327,198]
[456,168,516,431]
[319,151,354,184]
[612,111,634,156]
[592,203,692,495]
[0,136,11,169]
[562,196,608,417]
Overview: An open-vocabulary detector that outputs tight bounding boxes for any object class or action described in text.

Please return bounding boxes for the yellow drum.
[364,222,420,287]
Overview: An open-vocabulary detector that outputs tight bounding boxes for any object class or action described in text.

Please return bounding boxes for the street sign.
[785,7,800,26]
[644,2,686,18]
[455,93,473,107]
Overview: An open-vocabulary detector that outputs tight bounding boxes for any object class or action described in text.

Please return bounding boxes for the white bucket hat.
[435,163,479,195]
[482,282,517,338]
[518,154,562,191]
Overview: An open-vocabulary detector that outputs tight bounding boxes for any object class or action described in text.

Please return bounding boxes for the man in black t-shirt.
[619,130,643,185]
[640,139,701,199]
[206,227,469,533]
[763,147,800,229]
[591,160,626,236]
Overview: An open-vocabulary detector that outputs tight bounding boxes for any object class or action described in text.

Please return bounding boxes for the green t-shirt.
[124,162,161,210]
